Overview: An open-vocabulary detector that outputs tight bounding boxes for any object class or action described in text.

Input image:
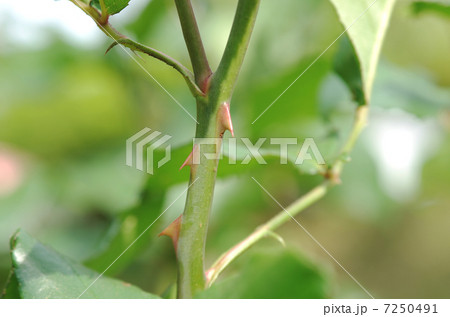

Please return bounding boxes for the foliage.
[4,230,158,299]
[91,0,130,15]
[1,0,449,299]
[330,0,396,103]
[412,1,450,18]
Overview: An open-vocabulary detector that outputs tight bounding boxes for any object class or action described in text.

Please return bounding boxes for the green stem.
[98,0,109,24]
[206,105,369,286]
[176,0,261,298]
[341,105,369,156]
[332,105,369,178]
[69,0,202,96]
[106,39,204,97]
[174,0,212,90]
[176,105,222,298]
[212,0,261,100]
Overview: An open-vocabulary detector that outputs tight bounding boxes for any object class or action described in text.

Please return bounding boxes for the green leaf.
[6,230,159,298]
[197,249,329,299]
[1,271,20,299]
[91,0,130,16]
[333,36,365,105]
[83,145,191,274]
[329,0,396,104]
[412,1,450,18]
[84,181,166,274]
[372,61,450,117]
[125,0,168,41]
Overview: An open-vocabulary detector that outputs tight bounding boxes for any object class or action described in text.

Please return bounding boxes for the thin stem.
[342,106,369,156]
[176,0,261,298]
[332,105,369,178]
[206,182,329,287]
[206,105,370,286]
[106,39,204,97]
[176,121,222,298]
[98,0,109,25]
[69,0,203,96]
[211,0,261,101]
[174,0,212,90]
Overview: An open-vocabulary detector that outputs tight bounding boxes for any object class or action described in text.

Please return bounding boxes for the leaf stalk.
[206,105,369,286]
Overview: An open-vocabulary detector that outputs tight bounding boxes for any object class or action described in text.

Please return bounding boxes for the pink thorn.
[179,144,198,170]
[158,215,182,252]
[220,103,234,137]
[179,151,193,170]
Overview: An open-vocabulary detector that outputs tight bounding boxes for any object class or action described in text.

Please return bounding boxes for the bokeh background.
[0,0,449,298]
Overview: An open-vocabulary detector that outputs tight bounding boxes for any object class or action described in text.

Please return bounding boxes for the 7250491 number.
[384,304,438,314]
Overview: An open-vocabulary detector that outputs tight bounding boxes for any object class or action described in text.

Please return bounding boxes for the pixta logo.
[126,128,172,175]
[126,128,326,174]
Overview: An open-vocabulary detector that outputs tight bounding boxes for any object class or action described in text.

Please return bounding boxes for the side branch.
[106,39,204,97]
[206,182,329,286]
[70,0,203,96]
[174,0,212,90]
[206,105,370,286]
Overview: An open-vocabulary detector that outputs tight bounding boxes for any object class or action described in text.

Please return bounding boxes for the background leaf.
[412,1,450,18]
[1,272,20,299]
[329,0,396,103]
[6,230,159,299]
[125,0,168,41]
[333,36,365,105]
[91,0,130,16]
[372,60,450,117]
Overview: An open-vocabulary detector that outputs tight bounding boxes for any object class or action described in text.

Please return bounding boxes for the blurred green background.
[0,0,449,298]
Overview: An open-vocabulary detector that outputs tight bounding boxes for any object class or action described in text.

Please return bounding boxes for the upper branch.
[212,0,261,101]
[174,0,212,91]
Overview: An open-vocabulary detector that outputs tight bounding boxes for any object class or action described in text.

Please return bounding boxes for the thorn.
[105,41,119,55]
[105,38,144,61]
[266,231,286,247]
[179,144,198,170]
[105,38,128,55]
[179,151,193,170]
[218,103,234,137]
[159,215,182,252]
[131,49,145,62]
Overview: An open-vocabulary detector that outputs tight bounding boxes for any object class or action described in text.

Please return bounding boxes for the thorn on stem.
[266,231,286,247]
[159,215,182,252]
[105,41,119,55]
[179,144,198,170]
[105,39,142,60]
[217,102,234,137]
